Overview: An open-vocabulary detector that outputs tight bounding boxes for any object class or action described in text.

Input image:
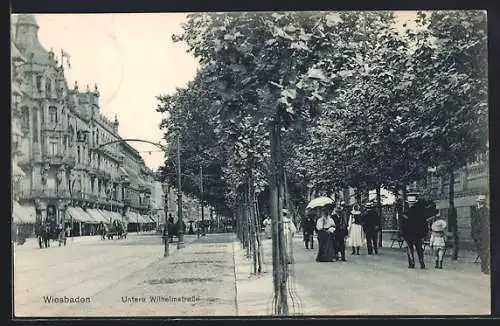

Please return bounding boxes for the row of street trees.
[156,11,487,314]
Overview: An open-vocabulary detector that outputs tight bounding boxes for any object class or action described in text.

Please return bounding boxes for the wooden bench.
[384,229,404,249]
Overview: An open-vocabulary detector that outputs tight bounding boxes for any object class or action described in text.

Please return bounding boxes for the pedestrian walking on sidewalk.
[283,210,297,264]
[400,194,428,269]
[332,207,347,261]
[347,206,364,255]
[471,195,490,274]
[315,208,336,262]
[429,216,447,269]
[361,202,380,255]
[302,213,316,249]
[262,215,272,239]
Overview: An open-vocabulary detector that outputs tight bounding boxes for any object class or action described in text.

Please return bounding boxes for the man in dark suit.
[361,202,380,255]
[333,202,349,261]
[400,195,429,269]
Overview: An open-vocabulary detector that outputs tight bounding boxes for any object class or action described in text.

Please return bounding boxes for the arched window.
[32,108,39,143]
[21,106,29,129]
[49,106,58,124]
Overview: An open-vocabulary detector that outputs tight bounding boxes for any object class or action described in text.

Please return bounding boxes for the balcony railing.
[41,153,76,167]
[19,188,70,200]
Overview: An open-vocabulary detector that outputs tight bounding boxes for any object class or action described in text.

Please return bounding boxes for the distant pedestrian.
[361,202,380,255]
[262,215,272,239]
[471,195,490,274]
[283,210,297,264]
[315,208,336,262]
[302,214,316,249]
[347,206,364,255]
[429,215,447,269]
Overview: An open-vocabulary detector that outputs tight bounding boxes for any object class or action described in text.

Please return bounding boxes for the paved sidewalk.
[233,239,331,316]
[41,233,238,317]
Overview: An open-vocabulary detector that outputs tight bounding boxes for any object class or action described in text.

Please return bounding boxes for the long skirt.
[347,224,365,247]
[264,224,272,239]
[316,230,335,262]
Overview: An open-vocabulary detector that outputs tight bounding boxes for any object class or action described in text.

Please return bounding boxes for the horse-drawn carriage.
[99,220,127,240]
[35,221,67,249]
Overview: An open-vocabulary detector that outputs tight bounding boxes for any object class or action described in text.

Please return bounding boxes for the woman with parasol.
[307,196,336,262]
[429,215,447,269]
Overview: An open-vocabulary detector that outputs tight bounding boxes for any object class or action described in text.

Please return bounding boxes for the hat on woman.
[431,219,447,232]
[351,209,361,215]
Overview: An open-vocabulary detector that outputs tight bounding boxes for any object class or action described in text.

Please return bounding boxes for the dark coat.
[400,203,429,241]
[333,212,348,237]
[471,206,489,242]
[302,217,315,234]
[361,209,380,234]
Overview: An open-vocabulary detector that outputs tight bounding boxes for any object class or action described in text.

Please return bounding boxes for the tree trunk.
[269,120,283,315]
[448,169,459,260]
[401,185,408,213]
[249,173,263,273]
[376,185,383,247]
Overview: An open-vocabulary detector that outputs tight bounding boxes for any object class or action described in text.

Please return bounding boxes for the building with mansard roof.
[11,14,161,237]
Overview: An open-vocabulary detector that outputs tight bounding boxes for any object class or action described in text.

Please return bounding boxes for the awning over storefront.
[112,211,123,222]
[67,206,91,223]
[97,209,113,223]
[86,209,107,224]
[126,211,139,223]
[12,159,25,178]
[12,201,36,224]
[75,207,94,223]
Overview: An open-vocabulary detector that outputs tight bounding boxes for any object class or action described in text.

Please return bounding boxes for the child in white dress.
[430,216,447,269]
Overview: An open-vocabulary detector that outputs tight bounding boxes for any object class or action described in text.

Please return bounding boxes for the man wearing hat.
[361,202,380,255]
[471,195,490,274]
[401,194,427,269]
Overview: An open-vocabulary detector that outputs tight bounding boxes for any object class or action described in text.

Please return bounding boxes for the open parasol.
[306,196,334,209]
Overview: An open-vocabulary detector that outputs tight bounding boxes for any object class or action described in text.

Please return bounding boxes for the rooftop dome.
[15,14,39,27]
[13,14,51,65]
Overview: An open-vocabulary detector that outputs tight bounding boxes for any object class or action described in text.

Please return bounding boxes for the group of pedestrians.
[258,193,490,274]
[308,201,381,263]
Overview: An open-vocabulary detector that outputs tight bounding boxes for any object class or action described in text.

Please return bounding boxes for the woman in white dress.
[283,210,297,264]
[430,216,447,269]
[347,206,365,255]
[262,216,272,239]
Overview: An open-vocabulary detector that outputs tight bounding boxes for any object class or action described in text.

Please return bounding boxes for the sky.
[28,11,418,171]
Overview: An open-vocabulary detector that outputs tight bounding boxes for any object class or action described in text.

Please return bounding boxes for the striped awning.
[12,201,36,224]
[67,206,96,223]
[126,211,139,223]
[12,160,25,178]
[97,209,112,223]
[75,207,94,223]
[86,209,107,224]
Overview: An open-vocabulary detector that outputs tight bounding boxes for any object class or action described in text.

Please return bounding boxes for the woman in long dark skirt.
[315,209,336,262]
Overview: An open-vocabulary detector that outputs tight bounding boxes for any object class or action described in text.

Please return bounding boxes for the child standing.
[430,216,447,269]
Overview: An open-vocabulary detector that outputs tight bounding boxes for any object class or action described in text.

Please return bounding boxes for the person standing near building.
[471,195,490,274]
[361,202,380,255]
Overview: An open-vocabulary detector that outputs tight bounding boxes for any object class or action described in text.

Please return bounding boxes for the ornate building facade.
[11,14,161,237]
